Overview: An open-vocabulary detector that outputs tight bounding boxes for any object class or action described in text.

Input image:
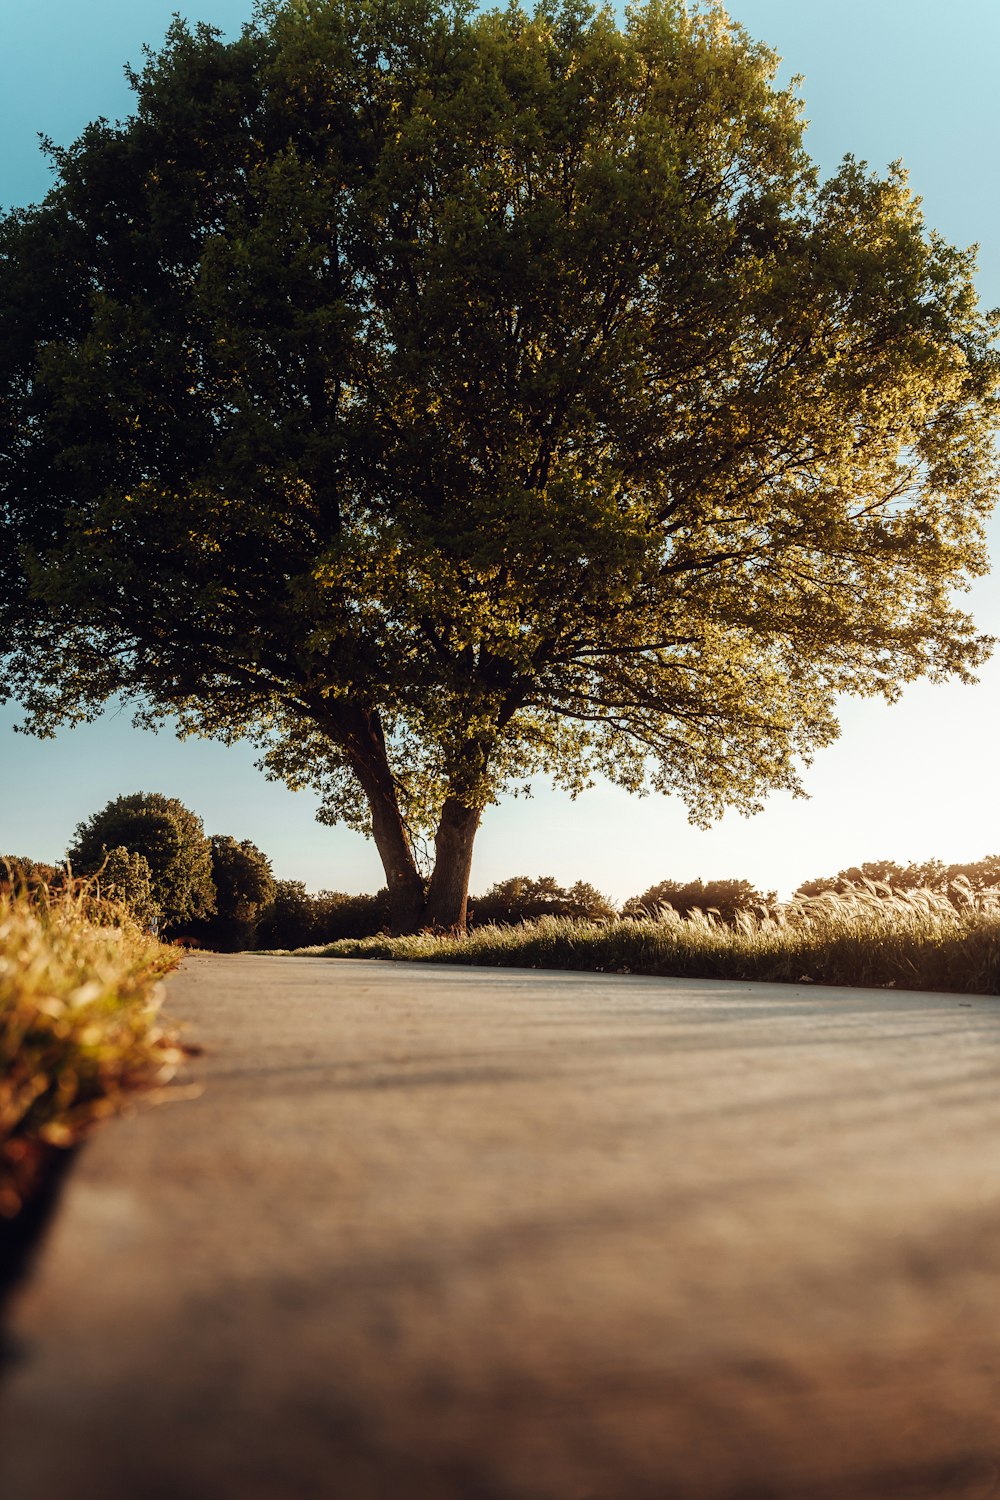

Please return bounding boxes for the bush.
[1,856,62,897]
[310,889,391,942]
[255,881,318,949]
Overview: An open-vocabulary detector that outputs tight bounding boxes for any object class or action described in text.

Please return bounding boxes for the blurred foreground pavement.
[3,953,1000,1499]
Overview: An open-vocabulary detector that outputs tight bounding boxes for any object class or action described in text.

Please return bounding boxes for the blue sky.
[2,0,999,900]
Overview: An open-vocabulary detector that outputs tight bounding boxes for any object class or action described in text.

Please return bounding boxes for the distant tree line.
[5,791,1000,950]
[622,878,775,925]
[3,792,276,949]
[793,859,1000,898]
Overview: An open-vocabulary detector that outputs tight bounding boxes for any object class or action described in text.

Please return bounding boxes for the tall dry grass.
[289,880,1000,996]
[0,880,183,1217]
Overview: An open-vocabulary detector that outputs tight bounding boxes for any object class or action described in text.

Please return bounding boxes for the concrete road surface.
[3,954,1000,1500]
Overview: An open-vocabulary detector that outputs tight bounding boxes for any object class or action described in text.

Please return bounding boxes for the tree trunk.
[325,702,426,935]
[423,796,482,933]
[321,703,486,937]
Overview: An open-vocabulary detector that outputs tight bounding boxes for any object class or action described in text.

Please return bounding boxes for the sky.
[2,0,999,901]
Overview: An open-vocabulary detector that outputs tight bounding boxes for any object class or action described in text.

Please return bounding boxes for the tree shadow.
[0,1145,79,1374]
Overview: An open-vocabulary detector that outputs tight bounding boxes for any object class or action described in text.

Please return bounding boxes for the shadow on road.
[0,1146,78,1372]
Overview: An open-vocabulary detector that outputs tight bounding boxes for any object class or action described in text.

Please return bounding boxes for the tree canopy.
[209,835,276,924]
[67,793,216,930]
[3,0,997,931]
[254,881,392,947]
[623,876,770,923]
[471,875,616,926]
[193,833,276,946]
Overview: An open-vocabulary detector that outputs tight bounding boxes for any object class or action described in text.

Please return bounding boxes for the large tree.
[2,0,997,933]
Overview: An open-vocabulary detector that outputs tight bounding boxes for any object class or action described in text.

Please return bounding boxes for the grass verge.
[276,884,1000,996]
[0,881,184,1222]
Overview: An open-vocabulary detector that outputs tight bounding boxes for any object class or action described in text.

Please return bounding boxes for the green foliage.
[67,793,215,932]
[1,857,61,896]
[623,876,771,924]
[310,888,391,942]
[795,857,1000,900]
[254,880,316,951]
[211,836,275,924]
[255,881,391,948]
[192,835,276,948]
[470,875,616,926]
[298,885,1000,996]
[255,874,614,943]
[96,846,161,930]
[3,0,998,929]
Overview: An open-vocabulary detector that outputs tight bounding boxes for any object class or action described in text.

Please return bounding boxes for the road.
[3,953,1000,1499]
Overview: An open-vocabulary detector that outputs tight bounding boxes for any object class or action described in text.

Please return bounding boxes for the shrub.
[310,889,391,942]
[1,856,62,896]
[255,881,319,950]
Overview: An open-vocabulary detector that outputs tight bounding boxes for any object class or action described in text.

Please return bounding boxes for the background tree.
[255,880,317,951]
[0,856,61,897]
[192,835,276,949]
[3,0,997,934]
[308,889,391,942]
[794,861,919,898]
[470,875,616,927]
[623,876,770,924]
[795,856,1000,901]
[255,883,392,948]
[68,793,215,932]
[945,857,1000,892]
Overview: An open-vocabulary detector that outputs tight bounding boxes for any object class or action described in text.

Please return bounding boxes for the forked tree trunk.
[325,702,426,935]
[423,796,482,933]
[325,703,484,937]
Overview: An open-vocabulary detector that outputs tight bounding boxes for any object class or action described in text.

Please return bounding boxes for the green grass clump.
[0,881,183,1217]
[280,881,1000,996]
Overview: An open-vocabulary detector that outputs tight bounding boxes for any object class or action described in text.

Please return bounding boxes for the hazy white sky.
[2,0,999,900]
